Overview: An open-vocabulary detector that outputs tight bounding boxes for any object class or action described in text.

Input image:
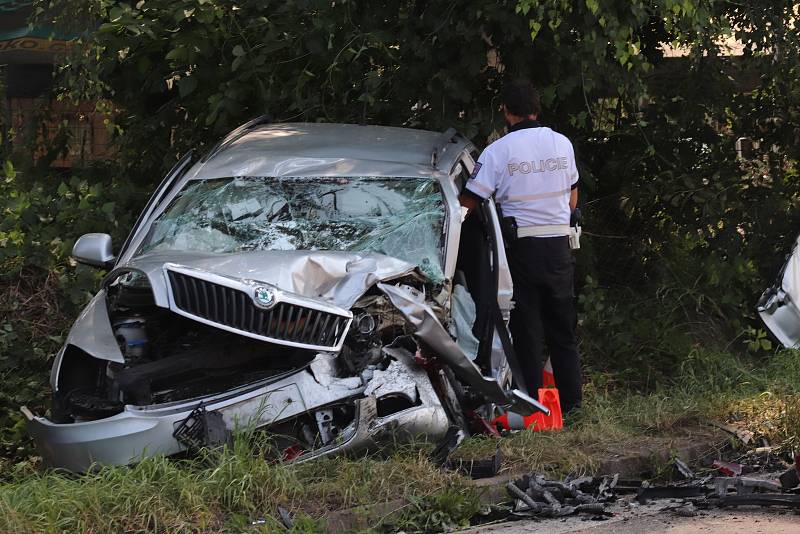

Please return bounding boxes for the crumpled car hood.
[115,249,422,310]
[67,250,423,365]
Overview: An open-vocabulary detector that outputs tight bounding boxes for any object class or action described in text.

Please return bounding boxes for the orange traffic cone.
[535,387,563,430]
[542,358,556,388]
[491,387,563,432]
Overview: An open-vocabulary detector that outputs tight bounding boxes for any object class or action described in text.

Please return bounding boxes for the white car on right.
[758,236,800,347]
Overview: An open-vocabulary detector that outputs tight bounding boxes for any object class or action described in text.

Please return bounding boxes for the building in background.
[0,0,108,167]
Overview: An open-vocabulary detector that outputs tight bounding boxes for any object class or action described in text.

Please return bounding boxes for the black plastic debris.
[779,468,800,492]
[596,474,619,502]
[718,493,800,508]
[778,453,800,492]
[429,426,465,467]
[503,474,613,519]
[447,450,503,479]
[636,485,707,504]
[172,403,232,452]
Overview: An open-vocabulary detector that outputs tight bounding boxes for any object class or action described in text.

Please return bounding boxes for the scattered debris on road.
[500,474,615,520]
[476,454,800,528]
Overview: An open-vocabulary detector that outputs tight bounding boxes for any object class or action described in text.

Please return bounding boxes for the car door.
[758,235,800,347]
[450,152,529,396]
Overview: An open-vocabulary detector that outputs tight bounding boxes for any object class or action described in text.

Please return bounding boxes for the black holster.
[496,203,518,245]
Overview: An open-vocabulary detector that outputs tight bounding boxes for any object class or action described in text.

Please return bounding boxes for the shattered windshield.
[137,176,446,282]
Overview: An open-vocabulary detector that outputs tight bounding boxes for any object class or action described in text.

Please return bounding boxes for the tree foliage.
[43,0,544,174]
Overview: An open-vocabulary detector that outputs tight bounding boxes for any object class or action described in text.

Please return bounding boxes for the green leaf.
[232,45,246,57]
[178,76,198,98]
[2,160,15,180]
[165,47,184,61]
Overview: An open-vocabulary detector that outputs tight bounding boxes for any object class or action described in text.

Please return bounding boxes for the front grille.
[167,270,349,349]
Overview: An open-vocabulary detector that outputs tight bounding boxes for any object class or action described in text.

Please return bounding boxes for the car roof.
[189,122,455,180]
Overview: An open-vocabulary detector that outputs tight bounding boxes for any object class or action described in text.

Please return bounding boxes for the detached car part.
[24,122,543,472]
[758,234,800,347]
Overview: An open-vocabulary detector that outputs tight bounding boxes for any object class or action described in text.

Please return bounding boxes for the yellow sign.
[0,37,68,54]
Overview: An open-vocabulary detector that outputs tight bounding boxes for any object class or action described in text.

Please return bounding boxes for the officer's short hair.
[502,81,541,117]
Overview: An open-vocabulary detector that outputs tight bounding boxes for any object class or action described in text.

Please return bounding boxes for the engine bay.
[51,269,433,430]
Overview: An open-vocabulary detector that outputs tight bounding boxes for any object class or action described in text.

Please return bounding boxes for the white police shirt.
[466,120,578,236]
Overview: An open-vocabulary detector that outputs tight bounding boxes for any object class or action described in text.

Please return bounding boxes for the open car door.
[758,234,800,347]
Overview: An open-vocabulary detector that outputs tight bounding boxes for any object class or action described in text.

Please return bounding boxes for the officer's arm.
[459,193,479,213]
[462,150,497,214]
[570,187,578,211]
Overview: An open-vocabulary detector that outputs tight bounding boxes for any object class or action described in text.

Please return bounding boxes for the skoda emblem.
[253,286,276,308]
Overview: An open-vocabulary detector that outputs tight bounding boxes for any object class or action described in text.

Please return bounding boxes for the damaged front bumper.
[24,354,450,472]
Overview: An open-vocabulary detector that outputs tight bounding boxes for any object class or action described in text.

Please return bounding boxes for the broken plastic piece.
[713,476,781,497]
[172,403,231,451]
[429,426,465,467]
[446,451,503,479]
[674,458,695,479]
[712,459,743,477]
[636,486,707,503]
[779,465,800,491]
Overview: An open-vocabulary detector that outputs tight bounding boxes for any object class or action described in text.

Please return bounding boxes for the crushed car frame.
[24,119,546,472]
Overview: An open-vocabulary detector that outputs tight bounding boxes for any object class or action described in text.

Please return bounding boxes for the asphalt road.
[466,510,799,533]
[461,496,800,533]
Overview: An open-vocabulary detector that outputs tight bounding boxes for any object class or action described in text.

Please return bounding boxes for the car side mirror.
[72,233,116,268]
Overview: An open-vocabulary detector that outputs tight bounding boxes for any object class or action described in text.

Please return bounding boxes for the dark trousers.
[507,236,582,412]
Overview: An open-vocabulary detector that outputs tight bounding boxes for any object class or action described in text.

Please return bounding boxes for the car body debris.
[778,453,800,492]
[446,450,503,479]
[504,474,614,519]
[482,457,800,528]
[673,458,695,479]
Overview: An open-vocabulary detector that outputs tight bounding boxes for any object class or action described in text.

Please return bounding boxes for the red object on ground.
[282,445,305,462]
[491,388,564,432]
[712,459,744,477]
[468,410,502,436]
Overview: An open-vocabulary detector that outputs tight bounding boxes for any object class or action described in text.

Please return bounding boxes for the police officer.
[460,81,582,413]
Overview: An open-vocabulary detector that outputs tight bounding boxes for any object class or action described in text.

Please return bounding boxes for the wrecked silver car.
[758,235,800,347]
[24,119,545,472]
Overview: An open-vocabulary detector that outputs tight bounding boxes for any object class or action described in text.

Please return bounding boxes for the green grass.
[1,348,799,533]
